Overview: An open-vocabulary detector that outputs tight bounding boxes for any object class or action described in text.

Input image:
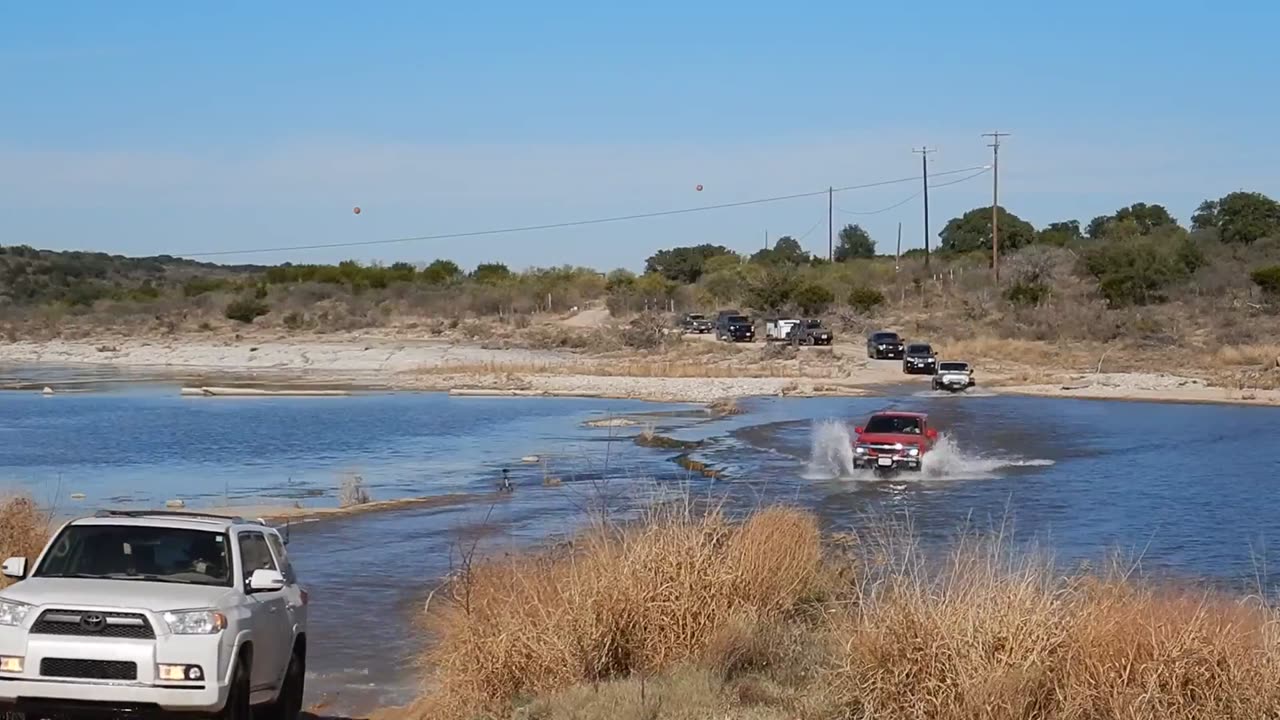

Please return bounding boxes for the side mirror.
[854,426,864,434]
[248,569,286,592]
[2,557,27,579]
[926,429,939,440]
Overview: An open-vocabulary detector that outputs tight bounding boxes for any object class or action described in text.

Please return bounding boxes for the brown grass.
[411,507,1280,720]
[0,494,50,589]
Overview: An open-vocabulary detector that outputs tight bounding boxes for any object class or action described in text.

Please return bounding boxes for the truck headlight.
[164,610,227,635]
[0,599,31,627]
[854,446,867,455]
[907,447,920,457]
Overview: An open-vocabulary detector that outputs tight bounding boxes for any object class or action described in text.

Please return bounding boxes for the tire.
[259,646,306,720]
[219,654,252,720]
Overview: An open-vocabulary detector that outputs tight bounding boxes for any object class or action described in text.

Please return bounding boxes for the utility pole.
[913,147,936,269]
[827,186,834,262]
[982,132,1010,282]
[895,222,902,272]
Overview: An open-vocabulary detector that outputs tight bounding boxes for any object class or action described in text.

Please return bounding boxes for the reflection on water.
[5,377,1280,714]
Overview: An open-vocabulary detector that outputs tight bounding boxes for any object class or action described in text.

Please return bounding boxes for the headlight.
[893,442,904,450]
[0,599,31,627]
[854,446,867,455]
[907,447,920,457]
[164,610,227,635]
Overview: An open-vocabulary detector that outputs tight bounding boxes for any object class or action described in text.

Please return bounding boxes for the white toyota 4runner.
[0,510,307,719]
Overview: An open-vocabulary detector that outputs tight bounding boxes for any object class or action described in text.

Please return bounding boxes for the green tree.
[744,270,797,311]
[421,259,462,284]
[938,207,1036,253]
[605,268,636,291]
[847,287,885,314]
[1251,266,1280,297]
[471,262,512,284]
[792,283,834,315]
[1192,191,1280,244]
[751,236,810,266]
[1087,203,1179,240]
[1037,220,1083,246]
[834,224,875,261]
[1083,235,1201,306]
[644,244,734,283]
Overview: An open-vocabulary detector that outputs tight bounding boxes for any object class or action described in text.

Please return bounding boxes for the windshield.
[872,333,899,342]
[687,314,705,320]
[35,524,233,587]
[806,320,823,329]
[907,344,933,354]
[728,316,749,323]
[938,362,969,372]
[863,415,923,435]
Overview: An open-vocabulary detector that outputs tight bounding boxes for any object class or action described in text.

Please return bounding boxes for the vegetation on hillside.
[411,505,1280,720]
[2,190,1279,358]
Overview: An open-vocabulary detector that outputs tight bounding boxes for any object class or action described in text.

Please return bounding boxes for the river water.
[3,373,1280,714]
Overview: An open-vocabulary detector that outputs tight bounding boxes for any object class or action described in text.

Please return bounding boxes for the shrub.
[792,283,834,316]
[224,297,270,324]
[847,286,885,314]
[0,495,48,589]
[1251,265,1280,296]
[1004,281,1050,307]
[1083,236,1198,306]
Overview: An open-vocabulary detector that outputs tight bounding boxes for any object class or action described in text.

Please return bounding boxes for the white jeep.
[0,510,307,719]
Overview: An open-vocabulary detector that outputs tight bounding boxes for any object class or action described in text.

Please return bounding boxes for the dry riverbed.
[3,330,1280,407]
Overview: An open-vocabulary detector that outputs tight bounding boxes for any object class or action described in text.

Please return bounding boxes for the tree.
[1037,220,1083,247]
[1251,266,1280,297]
[420,259,462,284]
[1082,235,1201,306]
[605,268,636,291]
[1087,203,1179,240]
[751,236,810,266]
[792,283,834,315]
[744,270,797,311]
[1192,191,1280,244]
[834,224,875,261]
[470,262,512,284]
[644,244,734,283]
[938,206,1036,254]
[847,287,885,314]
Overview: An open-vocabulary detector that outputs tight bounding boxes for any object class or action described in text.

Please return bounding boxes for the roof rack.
[92,509,253,524]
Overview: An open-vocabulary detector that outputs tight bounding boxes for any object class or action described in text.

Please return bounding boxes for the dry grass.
[411,507,1280,720]
[0,494,51,589]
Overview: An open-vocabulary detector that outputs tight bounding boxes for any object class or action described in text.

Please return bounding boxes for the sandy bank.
[197,492,504,526]
[997,372,1280,406]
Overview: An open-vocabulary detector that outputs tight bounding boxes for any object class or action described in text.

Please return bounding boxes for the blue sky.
[2,1,1276,271]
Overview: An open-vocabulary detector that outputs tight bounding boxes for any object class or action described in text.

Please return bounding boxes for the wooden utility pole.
[895,222,902,272]
[827,186,834,261]
[983,131,1010,281]
[913,147,936,269]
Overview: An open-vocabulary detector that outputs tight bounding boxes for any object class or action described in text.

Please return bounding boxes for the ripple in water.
[803,419,1054,481]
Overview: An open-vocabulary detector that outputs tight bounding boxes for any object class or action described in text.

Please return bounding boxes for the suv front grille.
[40,658,138,681]
[31,610,156,640]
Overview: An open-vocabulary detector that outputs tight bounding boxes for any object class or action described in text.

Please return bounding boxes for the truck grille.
[40,658,138,681]
[31,610,156,640]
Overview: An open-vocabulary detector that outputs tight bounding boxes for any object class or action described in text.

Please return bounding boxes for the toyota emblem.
[80,613,107,632]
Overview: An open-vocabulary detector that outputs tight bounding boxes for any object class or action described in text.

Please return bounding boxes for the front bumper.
[853,449,922,472]
[0,622,232,714]
[726,330,755,342]
[904,361,936,374]
[873,346,904,358]
[935,375,973,390]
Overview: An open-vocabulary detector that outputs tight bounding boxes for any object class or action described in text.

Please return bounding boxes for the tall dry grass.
[412,507,1280,720]
[0,495,50,589]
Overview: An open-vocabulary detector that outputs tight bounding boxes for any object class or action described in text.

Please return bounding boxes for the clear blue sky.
[2,1,1276,271]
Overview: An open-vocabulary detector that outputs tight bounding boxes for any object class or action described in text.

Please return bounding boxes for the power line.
[183,165,991,258]
[836,166,990,217]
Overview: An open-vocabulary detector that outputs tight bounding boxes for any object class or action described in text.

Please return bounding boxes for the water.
[4,379,1280,713]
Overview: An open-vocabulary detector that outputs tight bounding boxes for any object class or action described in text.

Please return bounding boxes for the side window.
[264,533,295,584]
[237,533,278,586]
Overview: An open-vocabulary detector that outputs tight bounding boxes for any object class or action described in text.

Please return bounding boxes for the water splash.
[803,419,1053,481]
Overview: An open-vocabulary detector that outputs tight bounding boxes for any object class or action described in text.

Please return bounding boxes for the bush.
[224,297,270,324]
[792,283,834,316]
[1251,266,1280,296]
[847,287,885,314]
[1083,236,1198,307]
[0,495,48,590]
[1004,281,1050,307]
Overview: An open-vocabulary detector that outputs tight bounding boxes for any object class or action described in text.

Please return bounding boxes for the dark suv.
[902,343,938,374]
[716,313,755,342]
[680,313,713,333]
[866,331,905,359]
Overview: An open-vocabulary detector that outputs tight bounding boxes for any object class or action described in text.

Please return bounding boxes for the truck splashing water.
[803,419,1052,480]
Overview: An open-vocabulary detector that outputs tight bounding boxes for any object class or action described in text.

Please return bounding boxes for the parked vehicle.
[932,361,976,392]
[796,319,833,346]
[866,331,905,359]
[679,313,713,334]
[851,411,939,474]
[0,510,308,720]
[902,343,938,374]
[765,318,801,342]
[715,313,755,342]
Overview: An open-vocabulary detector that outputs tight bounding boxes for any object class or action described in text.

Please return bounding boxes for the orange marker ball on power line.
[695,184,703,192]
[353,206,362,215]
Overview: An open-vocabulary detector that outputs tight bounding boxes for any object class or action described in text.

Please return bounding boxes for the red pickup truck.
[851,411,938,474]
